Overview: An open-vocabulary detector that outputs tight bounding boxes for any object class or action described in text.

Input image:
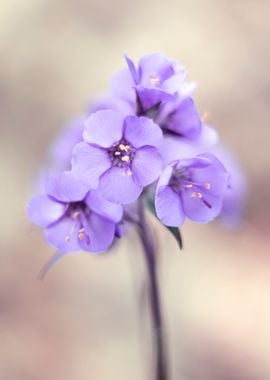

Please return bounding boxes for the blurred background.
[1,0,270,379]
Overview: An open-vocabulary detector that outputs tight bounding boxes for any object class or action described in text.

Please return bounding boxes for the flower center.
[170,168,212,208]
[108,139,135,173]
[64,202,90,244]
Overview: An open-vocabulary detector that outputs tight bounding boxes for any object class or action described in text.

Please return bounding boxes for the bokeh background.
[1,1,270,379]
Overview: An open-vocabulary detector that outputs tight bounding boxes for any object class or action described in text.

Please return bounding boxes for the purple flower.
[125,53,187,112]
[27,171,122,253]
[155,154,229,226]
[72,110,163,204]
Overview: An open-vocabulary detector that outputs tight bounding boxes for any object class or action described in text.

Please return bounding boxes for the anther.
[114,151,121,156]
[78,232,85,240]
[204,183,211,190]
[119,144,130,152]
[149,74,160,85]
[191,191,202,198]
[72,211,80,219]
[122,168,132,176]
[121,155,130,162]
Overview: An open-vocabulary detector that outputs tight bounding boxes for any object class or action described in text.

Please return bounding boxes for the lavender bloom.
[72,110,163,204]
[125,53,187,112]
[27,171,122,253]
[155,154,229,226]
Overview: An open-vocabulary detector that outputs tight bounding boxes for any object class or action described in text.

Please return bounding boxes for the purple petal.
[27,194,67,228]
[166,98,202,139]
[124,115,162,148]
[99,166,142,204]
[111,67,135,100]
[46,171,89,203]
[72,142,111,188]
[45,218,81,253]
[162,71,187,94]
[139,53,175,85]
[194,124,219,148]
[83,110,124,148]
[85,190,123,223]
[181,189,223,223]
[155,186,185,227]
[125,55,139,84]
[189,154,229,195]
[135,86,171,111]
[132,147,163,186]
[159,137,198,166]
[79,213,115,253]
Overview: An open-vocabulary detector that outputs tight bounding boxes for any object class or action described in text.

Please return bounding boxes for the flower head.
[27,171,122,253]
[155,154,229,226]
[72,110,163,204]
[125,53,187,112]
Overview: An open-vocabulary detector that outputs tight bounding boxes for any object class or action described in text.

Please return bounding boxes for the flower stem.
[137,197,168,380]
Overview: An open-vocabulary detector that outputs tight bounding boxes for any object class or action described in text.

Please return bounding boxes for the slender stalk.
[137,197,168,380]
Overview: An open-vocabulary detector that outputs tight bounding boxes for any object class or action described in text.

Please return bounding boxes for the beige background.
[0,1,270,379]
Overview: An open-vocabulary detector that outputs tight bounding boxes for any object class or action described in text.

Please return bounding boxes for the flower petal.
[124,115,162,148]
[72,142,111,188]
[83,110,124,148]
[27,194,66,228]
[79,213,115,253]
[45,218,81,253]
[155,186,185,227]
[181,189,223,223]
[166,97,202,139]
[125,55,139,84]
[132,147,163,186]
[46,171,89,203]
[85,190,123,223]
[99,166,142,204]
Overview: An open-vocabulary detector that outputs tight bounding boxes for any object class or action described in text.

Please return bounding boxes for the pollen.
[78,232,85,240]
[65,236,70,242]
[191,191,202,198]
[121,155,130,162]
[72,211,80,219]
[204,183,211,190]
[202,111,210,123]
[149,74,160,85]
[114,151,121,156]
[119,144,130,152]
[122,168,132,176]
[184,184,193,188]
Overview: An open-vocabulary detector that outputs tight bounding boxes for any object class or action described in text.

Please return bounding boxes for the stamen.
[202,111,210,123]
[121,155,130,162]
[119,144,130,152]
[72,211,80,219]
[122,168,132,176]
[191,191,202,198]
[204,183,211,190]
[149,74,160,85]
[78,232,85,240]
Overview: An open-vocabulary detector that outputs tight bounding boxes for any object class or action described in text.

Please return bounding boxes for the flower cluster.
[28,53,245,254]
